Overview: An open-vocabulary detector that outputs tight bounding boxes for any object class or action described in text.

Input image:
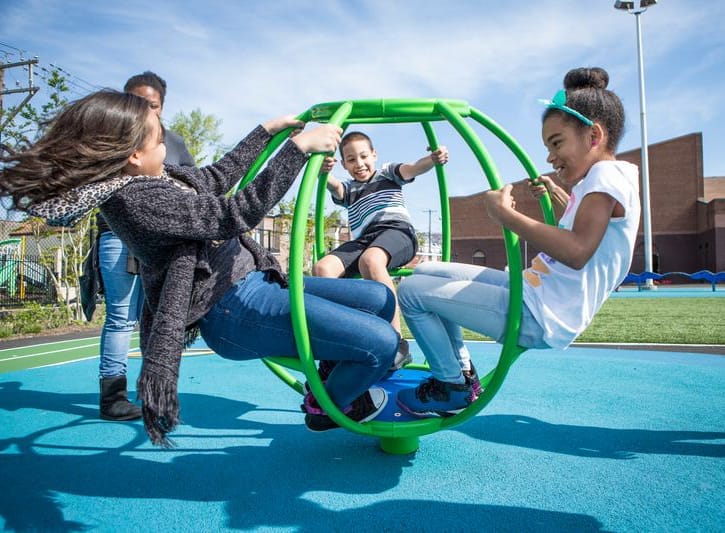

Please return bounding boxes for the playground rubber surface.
[0,335,723,532]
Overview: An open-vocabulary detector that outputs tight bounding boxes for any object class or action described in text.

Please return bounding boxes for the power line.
[49,63,101,91]
[0,44,102,97]
[0,42,28,55]
[37,65,88,97]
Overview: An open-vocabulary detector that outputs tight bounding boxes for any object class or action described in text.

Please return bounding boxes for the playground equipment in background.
[229,98,556,454]
[622,270,725,291]
[0,237,58,306]
[0,238,22,297]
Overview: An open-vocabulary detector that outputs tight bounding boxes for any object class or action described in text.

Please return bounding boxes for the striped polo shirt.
[332,162,414,239]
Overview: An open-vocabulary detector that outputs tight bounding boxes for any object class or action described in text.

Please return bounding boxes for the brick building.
[450,132,725,274]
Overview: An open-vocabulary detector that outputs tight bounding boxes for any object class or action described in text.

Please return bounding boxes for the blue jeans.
[98,232,144,378]
[398,262,548,383]
[198,271,398,409]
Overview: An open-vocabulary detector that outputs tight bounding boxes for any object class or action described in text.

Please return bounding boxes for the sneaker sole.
[304,414,340,432]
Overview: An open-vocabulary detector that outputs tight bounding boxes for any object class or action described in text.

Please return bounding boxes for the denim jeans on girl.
[398,262,549,383]
[198,271,399,409]
[98,231,145,377]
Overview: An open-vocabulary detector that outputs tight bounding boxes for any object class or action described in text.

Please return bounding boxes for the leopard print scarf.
[28,175,136,227]
[28,171,186,227]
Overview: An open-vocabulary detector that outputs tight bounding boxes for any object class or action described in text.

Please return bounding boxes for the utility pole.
[0,58,40,146]
[422,209,437,256]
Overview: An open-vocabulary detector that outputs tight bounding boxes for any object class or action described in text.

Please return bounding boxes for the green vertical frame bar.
[420,121,451,262]
[287,101,377,435]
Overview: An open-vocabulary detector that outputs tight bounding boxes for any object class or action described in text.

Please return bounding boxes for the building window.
[472,250,486,266]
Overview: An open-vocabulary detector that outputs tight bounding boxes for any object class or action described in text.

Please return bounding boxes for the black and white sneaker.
[302,387,388,432]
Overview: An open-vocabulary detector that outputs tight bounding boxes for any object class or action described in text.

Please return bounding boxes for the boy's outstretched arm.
[321,155,345,200]
[398,146,449,180]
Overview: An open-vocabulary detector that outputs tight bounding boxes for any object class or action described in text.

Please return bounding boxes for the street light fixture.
[614,0,657,289]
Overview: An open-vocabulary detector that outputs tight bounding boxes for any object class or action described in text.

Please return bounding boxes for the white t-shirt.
[522,160,641,349]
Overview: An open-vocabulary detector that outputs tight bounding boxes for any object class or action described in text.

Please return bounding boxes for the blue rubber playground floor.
[0,334,723,532]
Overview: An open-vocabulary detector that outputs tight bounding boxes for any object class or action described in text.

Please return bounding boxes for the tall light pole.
[615,0,657,288]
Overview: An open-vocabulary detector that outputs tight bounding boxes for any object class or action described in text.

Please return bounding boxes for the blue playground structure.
[622,270,725,291]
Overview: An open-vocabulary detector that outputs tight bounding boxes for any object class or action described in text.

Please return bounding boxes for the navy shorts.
[331,223,418,277]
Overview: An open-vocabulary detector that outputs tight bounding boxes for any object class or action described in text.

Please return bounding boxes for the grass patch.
[3,296,723,346]
[0,302,106,340]
[401,297,725,345]
[576,297,725,344]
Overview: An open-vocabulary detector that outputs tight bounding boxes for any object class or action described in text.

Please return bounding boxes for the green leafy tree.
[168,108,225,165]
[415,231,426,250]
[22,213,94,321]
[321,209,346,254]
[0,69,69,150]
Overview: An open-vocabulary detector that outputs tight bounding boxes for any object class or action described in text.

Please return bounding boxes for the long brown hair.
[0,90,151,210]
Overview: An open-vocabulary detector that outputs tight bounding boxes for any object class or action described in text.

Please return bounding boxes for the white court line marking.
[0,333,140,362]
[20,350,213,370]
[34,356,99,369]
[0,333,138,354]
[0,336,101,353]
[0,342,102,362]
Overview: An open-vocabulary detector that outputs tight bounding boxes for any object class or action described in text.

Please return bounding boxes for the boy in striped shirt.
[313,131,449,369]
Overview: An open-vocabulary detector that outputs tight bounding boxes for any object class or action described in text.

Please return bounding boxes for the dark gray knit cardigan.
[100,126,307,446]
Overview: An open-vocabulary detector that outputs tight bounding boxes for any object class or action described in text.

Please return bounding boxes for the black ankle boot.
[100,375,142,421]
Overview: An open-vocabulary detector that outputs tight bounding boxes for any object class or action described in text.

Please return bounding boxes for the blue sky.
[2,0,724,232]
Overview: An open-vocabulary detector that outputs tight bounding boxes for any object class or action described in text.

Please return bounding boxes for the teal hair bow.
[538,89,594,126]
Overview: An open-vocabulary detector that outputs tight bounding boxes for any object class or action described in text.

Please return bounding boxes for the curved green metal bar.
[286,101,380,435]
[469,108,556,226]
[261,358,305,394]
[417,100,526,431]
[226,98,549,450]
[314,173,328,263]
[420,121,451,262]
[313,116,350,263]
[290,101,460,439]
[228,110,312,196]
[309,98,470,124]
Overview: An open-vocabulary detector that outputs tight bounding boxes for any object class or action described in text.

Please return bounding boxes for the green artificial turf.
[402,298,725,345]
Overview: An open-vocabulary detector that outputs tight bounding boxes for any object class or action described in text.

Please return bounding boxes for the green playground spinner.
[229,98,555,454]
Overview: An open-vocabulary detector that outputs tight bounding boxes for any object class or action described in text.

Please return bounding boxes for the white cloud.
[2,0,725,226]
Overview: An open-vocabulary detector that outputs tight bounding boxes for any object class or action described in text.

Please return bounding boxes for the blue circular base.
[372,368,433,423]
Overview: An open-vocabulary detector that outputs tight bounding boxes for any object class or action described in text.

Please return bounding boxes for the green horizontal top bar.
[308,98,471,123]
